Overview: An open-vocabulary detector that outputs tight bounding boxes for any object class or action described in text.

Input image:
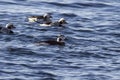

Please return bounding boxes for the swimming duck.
[0,23,15,34]
[28,13,52,23]
[40,18,67,27]
[36,35,65,46]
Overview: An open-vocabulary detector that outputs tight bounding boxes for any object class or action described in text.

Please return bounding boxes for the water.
[0,0,120,80]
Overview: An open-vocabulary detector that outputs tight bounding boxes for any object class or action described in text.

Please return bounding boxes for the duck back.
[44,40,65,46]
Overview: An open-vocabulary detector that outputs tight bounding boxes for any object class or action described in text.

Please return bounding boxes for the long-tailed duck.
[28,13,52,24]
[36,35,65,46]
[0,23,15,34]
[40,18,67,27]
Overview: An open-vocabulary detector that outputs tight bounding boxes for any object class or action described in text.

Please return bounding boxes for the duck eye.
[59,38,62,41]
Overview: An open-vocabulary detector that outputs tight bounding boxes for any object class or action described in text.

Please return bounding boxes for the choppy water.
[0,0,120,80]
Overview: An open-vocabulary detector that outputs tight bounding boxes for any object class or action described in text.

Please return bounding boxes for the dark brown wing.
[30,16,43,19]
[45,40,65,46]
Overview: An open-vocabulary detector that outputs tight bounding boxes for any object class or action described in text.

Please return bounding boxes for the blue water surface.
[0,0,120,80]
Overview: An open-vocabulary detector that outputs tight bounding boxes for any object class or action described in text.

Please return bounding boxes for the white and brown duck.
[40,18,67,27]
[0,23,15,34]
[36,35,65,46]
[28,13,52,24]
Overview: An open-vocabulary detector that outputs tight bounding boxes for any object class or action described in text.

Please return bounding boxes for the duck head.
[57,34,65,42]
[43,13,52,19]
[58,18,67,24]
[6,23,15,29]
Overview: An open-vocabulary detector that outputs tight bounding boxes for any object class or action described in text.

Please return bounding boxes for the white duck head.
[5,23,15,29]
[58,18,67,24]
[43,13,52,19]
[57,34,65,42]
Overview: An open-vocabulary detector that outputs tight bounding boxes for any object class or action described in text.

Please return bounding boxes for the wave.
[40,2,112,8]
[74,2,112,8]
[41,2,82,8]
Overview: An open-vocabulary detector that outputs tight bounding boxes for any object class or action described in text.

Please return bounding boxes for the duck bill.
[64,21,68,24]
[49,15,52,18]
[12,25,16,29]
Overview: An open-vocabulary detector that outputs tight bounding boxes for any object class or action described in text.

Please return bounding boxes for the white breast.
[39,24,51,27]
[28,17,37,22]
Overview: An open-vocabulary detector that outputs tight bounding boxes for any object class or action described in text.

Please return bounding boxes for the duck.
[28,13,52,23]
[36,35,65,46]
[40,18,67,27]
[0,23,15,34]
